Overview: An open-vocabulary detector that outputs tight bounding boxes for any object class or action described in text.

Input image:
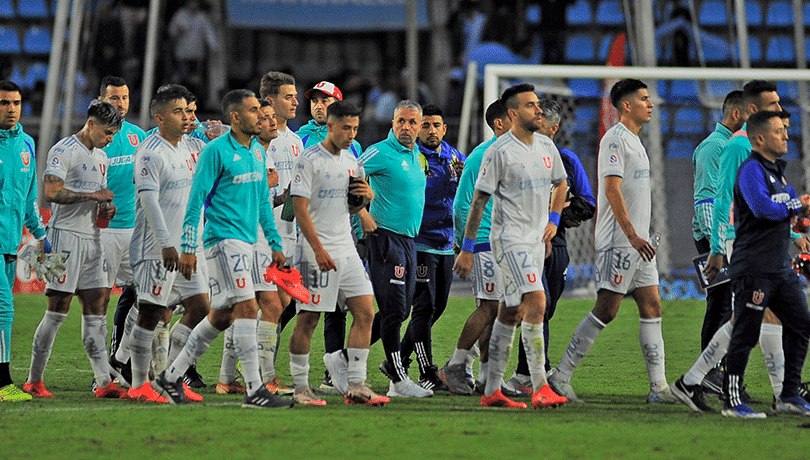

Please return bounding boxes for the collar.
[715,122,734,139]
[386,129,416,154]
[0,123,21,140]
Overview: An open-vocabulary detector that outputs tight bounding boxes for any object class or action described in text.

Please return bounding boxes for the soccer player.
[358,100,431,398]
[398,104,465,391]
[454,83,568,409]
[25,100,127,398]
[719,110,810,418]
[504,98,596,396]
[439,100,511,396]
[153,89,292,408]
[547,79,675,404]
[288,100,388,406]
[0,80,47,402]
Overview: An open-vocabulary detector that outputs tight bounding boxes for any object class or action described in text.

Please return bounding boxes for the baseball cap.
[304,81,343,101]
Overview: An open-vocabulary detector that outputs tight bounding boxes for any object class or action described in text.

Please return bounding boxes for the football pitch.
[2,293,810,459]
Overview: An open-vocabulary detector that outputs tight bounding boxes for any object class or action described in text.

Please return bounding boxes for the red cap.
[304,81,343,101]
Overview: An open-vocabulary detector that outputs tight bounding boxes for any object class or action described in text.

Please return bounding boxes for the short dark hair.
[742,80,777,105]
[500,83,535,111]
[222,89,256,117]
[422,104,443,118]
[87,99,123,129]
[156,83,196,104]
[538,98,562,126]
[721,90,745,117]
[780,109,791,120]
[99,76,127,97]
[259,98,272,108]
[260,71,295,99]
[746,110,782,140]
[149,87,187,117]
[0,80,22,94]
[609,79,647,109]
[327,100,362,120]
[484,99,507,131]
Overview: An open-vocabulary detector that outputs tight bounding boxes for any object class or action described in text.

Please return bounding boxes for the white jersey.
[256,143,277,247]
[44,135,109,238]
[476,130,566,247]
[130,133,196,264]
[594,121,651,251]
[268,127,303,240]
[291,142,363,257]
[186,135,206,248]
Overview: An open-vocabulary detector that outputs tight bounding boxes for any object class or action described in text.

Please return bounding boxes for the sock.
[114,304,139,363]
[257,320,278,383]
[151,321,170,377]
[232,318,261,396]
[130,325,154,388]
[520,321,547,390]
[28,311,67,383]
[449,348,468,366]
[684,321,732,386]
[82,315,111,388]
[466,342,479,376]
[347,348,369,384]
[760,322,784,398]
[0,362,10,387]
[218,324,237,384]
[557,312,605,381]
[478,361,488,384]
[166,317,220,382]
[168,323,192,365]
[484,319,516,397]
[0,324,10,364]
[289,352,310,389]
[639,317,667,389]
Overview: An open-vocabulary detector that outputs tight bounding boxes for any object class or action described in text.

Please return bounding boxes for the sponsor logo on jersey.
[394,265,404,278]
[51,157,59,166]
[294,174,302,183]
[609,154,618,163]
[20,151,30,166]
[109,155,133,166]
[141,167,148,176]
[232,171,263,184]
[752,289,764,304]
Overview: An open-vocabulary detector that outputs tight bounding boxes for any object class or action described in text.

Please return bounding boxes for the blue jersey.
[358,129,426,238]
[454,138,495,248]
[296,119,362,157]
[552,145,595,247]
[0,123,45,254]
[104,120,145,228]
[415,139,465,254]
[181,133,281,253]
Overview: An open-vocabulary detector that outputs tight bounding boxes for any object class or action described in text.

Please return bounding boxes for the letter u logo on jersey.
[417,265,428,278]
[236,278,247,289]
[20,151,30,166]
[292,145,299,157]
[152,286,162,296]
[613,274,623,285]
[752,290,764,304]
[127,134,139,146]
[99,164,106,176]
[527,273,537,283]
[57,274,66,284]
[543,156,552,169]
[311,294,321,304]
[185,159,193,171]
[394,266,405,278]
[485,283,495,293]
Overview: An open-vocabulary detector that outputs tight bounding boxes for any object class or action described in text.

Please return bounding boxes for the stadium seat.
[673,107,706,135]
[0,0,13,18]
[572,105,597,133]
[702,40,733,63]
[0,26,20,54]
[24,62,48,89]
[565,34,595,63]
[569,79,600,98]
[16,0,49,17]
[526,4,541,24]
[707,80,735,99]
[805,1,810,26]
[786,140,798,160]
[776,81,799,103]
[766,36,795,64]
[781,105,800,136]
[595,0,624,25]
[669,80,699,102]
[23,27,51,54]
[659,106,671,135]
[744,0,763,26]
[698,0,727,26]
[566,0,592,25]
[667,138,696,159]
[656,80,669,100]
[739,35,762,63]
[766,1,793,27]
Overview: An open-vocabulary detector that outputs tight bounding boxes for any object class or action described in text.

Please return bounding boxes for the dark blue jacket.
[730,150,802,277]
[414,140,466,252]
[551,145,595,247]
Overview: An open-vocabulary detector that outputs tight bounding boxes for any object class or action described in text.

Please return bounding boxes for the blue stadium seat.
[0,26,20,54]
[702,40,733,62]
[596,0,624,25]
[699,0,727,26]
[572,105,597,133]
[17,0,49,17]
[599,34,623,62]
[744,0,763,25]
[767,36,795,63]
[565,34,595,63]
[669,80,699,102]
[766,1,793,26]
[24,62,48,89]
[0,0,14,18]
[566,0,592,25]
[781,105,800,136]
[741,35,762,63]
[656,80,669,100]
[806,1,810,26]
[569,79,600,98]
[707,80,735,99]
[526,4,541,24]
[667,138,696,159]
[10,64,22,84]
[776,81,799,102]
[659,106,671,135]
[23,27,51,54]
[674,107,705,135]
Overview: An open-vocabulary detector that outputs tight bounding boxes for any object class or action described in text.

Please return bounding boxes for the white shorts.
[595,246,659,294]
[133,258,208,307]
[492,241,545,308]
[100,227,134,287]
[206,239,257,310]
[280,236,296,262]
[45,227,108,293]
[471,250,503,302]
[252,239,279,292]
[296,246,373,313]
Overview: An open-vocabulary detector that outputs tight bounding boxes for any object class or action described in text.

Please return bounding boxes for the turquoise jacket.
[0,123,45,254]
[104,120,146,229]
[295,119,363,156]
[454,137,495,247]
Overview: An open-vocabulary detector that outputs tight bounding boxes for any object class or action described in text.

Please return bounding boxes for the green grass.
[2,294,810,459]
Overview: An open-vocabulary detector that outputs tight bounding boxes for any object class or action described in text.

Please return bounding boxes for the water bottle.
[96,201,110,229]
[201,121,230,138]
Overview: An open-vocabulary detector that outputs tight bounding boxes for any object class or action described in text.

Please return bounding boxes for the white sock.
[520,321,547,390]
[232,318,261,396]
[218,324,237,383]
[484,319,516,397]
[114,304,139,363]
[168,323,192,365]
[28,310,67,383]
[82,315,111,388]
[151,321,170,377]
[449,348,468,366]
[684,321,732,386]
[257,320,278,383]
[478,361,488,384]
[557,312,605,381]
[289,352,310,389]
[639,317,667,389]
[130,325,154,388]
[466,342,479,376]
[347,348,369,384]
[166,317,220,382]
[760,322,784,398]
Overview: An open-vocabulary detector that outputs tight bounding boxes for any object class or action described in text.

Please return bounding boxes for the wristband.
[461,237,475,253]
[549,211,561,227]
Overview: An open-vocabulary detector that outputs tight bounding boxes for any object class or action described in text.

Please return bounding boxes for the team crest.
[311,294,321,304]
[254,148,262,161]
[99,164,106,176]
[186,159,193,170]
[292,145,299,157]
[543,156,552,169]
[152,286,162,296]
[485,283,495,293]
[236,278,247,289]
[127,134,139,146]
[613,274,623,285]
[417,265,428,278]
[57,274,67,284]
[20,151,30,166]
[527,273,537,283]
[348,169,355,176]
[394,265,405,278]
[752,289,764,304]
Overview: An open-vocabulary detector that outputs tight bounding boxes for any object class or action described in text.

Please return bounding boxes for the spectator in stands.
[168,0,220,100]
[533,0,574,64]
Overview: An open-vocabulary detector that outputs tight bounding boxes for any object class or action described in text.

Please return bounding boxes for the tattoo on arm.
[44,175,91,205]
